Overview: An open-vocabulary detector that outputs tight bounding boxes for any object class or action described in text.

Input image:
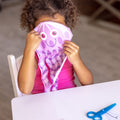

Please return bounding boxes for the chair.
[90,0,120,22]
[7,55,25,97]
[0,0,2,11]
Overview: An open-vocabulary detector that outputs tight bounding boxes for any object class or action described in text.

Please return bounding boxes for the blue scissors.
[86,103,116,120]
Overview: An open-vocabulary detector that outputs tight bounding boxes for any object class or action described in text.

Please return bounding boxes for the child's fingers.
[64,49,71,56]
[63,42,79,53]
[64,41,79,50]
[30,30,36,34]
[34,32,41,37]
[63,43,76,51]
[30,30,39,35]
[29,30,41,38]
[63,46,74,54]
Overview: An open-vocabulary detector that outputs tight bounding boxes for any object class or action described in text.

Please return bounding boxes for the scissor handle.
[87,111,96,118]
[87,111,102,120]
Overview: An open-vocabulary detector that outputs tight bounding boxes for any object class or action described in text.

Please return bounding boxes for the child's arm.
[63,41,93,85]
[18,30,41,94]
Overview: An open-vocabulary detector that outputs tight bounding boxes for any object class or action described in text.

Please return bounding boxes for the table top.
[11,80,120,120]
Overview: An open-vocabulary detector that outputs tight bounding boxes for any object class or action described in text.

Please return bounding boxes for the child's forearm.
[73,57,93,85]
[63,41,93,85]
[18,49,37,94]
[18,30,41,94]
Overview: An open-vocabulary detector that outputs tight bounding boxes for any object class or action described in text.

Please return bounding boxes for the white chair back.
[7,55,25,97]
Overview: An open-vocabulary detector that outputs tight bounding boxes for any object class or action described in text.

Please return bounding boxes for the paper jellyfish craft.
[34,21,73,92]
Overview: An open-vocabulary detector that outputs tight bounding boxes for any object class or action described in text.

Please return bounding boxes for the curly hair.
[20,0,78,32]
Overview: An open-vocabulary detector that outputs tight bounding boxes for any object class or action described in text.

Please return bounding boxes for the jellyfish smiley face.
[34,22,73,92]
[34,22,73,50]
[40,28,58,47]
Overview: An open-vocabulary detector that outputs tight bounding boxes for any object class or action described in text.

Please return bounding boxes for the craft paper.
[34,21,73,92]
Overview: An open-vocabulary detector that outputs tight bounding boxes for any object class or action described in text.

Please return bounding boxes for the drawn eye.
[40,32,47,40]
[50,29,58,37]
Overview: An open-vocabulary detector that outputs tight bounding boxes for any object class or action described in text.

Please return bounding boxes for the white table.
[11,80,120,120]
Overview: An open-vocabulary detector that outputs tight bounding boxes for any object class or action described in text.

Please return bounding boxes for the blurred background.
[0,0,120,120]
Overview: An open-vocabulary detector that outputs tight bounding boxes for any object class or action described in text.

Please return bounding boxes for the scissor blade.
[98,103,116,115]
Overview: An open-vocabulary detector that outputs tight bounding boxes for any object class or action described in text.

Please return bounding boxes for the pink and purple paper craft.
[34,21,73,92]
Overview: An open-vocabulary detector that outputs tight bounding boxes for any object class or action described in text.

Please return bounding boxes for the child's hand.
[25,30,41,53]
[63,41,80,65]
[63,41,93,85]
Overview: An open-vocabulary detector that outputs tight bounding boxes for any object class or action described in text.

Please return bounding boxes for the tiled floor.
[0,1,120,120]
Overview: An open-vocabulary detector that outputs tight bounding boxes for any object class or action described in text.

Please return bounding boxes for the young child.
[18,0,93,94]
